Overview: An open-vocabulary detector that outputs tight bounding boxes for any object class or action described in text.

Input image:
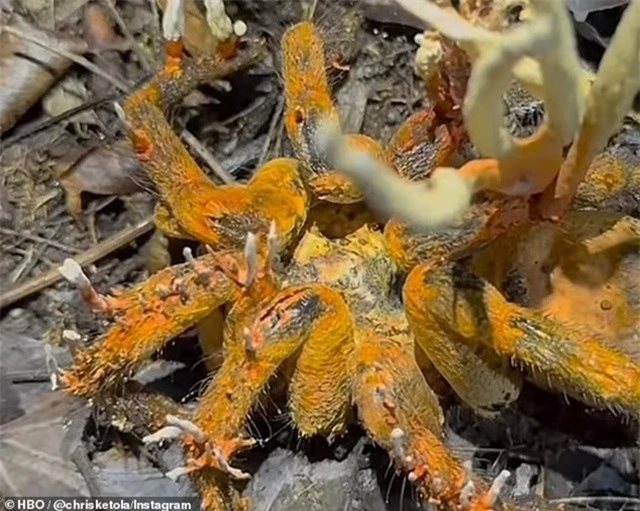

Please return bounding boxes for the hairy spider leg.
[404,262,523,416]
[352,332,517,511]
[119,8,311,250]
[406,260,640,415]
[287,285,354,438]
[187,284,352,509]
[282,21,383,204]
[61,252,236,396]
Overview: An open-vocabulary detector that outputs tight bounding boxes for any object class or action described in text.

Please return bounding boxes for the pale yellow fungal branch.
[413,30,444,85]
[327,0,638,232]
[162,0,245,46]
[468,0,583,157]
[162,0,184,41]
[406,0,593,107]
[543,0,640,216]
[318,122,474,231]
[399,0,584,159]
[204,0,234,41]
[398,0,497,58]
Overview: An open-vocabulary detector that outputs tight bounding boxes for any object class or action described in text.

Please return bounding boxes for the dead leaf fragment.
[0,15,88,135]
[55,140,149,220]
[42,75,98,126]
[0,391,90,496]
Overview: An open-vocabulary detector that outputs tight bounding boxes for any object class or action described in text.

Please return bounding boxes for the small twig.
[2,25,131,92]
[10,248,34,283]
[306,0,319,20]
[272,121,285,160]
[258,96,284,167]
[181,129,234,184]
[0,217,154,310]
[0,92,124,150]
[7,371,51,383]
[219,96,269,127]
[148,0,161,63]
[550,497,640,505]
[0,227,81,254]
[70,445,103,497]
[15,243,47,283]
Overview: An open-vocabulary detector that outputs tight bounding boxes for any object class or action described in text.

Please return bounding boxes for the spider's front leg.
[282,21,383,205]
[353,327,516,511]
[60,250,237,397]
[166,280,352,509]
[120,1,310,250]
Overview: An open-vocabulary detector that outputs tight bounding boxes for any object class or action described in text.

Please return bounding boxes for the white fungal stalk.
[59,259,91,290]
[204,0,234,41]
[162,0,185,42]
[317,121,474,231]
[243,232,258,287]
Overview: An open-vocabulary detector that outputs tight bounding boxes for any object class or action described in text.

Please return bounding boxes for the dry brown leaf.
[55,140,149,220]
[0,15,88,135]
[83,4,117,49]
[0,391,90,496]
[42,75,98,127]
[155,0,218,56]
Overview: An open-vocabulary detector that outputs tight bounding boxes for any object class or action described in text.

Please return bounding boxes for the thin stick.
[70,445,103,497]
[0,217,154,310]
[0,92,123,150]
[258,96,284,166]
[147,0,161,63]
[0,227,81,254]
[2,25,131,92]
[306,0,319,20]
[7,372,51,383]
[551,497,640,505]
[181,129,234,184]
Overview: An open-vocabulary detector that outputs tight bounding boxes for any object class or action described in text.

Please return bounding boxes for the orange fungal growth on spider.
[282,21,338,140]
[59,5,640,511]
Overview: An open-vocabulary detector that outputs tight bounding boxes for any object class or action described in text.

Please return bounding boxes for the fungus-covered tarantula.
[60,0,640,510]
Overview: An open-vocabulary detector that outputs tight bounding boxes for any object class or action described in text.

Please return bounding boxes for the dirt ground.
[0,0,639,509]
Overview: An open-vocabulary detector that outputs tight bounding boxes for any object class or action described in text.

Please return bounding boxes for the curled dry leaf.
[55,139,149,220]
[155,0,219,56]
[0,15,88,135]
